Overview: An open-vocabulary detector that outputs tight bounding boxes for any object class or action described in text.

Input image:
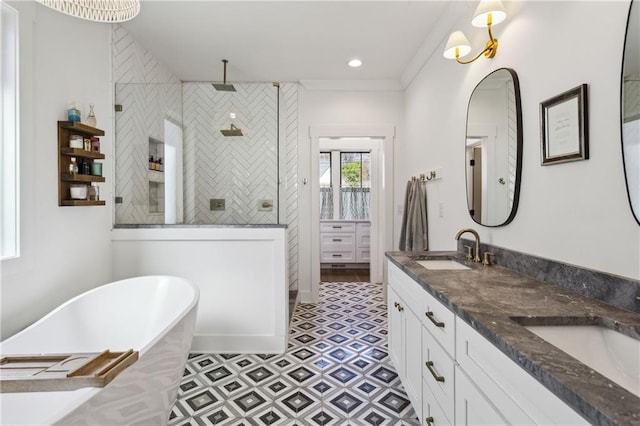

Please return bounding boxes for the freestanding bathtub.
[0,275,199,425]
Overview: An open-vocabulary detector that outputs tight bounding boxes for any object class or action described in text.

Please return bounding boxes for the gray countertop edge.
[113,224,288,229]
[385,251,640,426]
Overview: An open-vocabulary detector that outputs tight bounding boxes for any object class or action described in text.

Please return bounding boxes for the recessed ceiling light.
[348,58,363,68]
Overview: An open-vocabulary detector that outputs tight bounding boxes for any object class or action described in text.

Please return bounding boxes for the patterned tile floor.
[168,282,418,425]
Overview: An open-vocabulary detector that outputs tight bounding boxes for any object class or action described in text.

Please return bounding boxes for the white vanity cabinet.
[454,366,508,426]
[387,281,423,419]
[387,259,588,426]
[320,221,369,267]
[456,319,588,426]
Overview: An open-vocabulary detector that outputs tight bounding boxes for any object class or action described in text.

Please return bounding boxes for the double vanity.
[386,245,640,425]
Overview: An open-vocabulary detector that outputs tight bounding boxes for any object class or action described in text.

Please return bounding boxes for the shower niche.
[114,82,281,225]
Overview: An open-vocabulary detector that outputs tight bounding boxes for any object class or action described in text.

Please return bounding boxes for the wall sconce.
[443,0,507,64]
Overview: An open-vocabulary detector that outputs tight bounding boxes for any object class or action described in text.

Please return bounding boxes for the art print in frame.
[540,84,589,165]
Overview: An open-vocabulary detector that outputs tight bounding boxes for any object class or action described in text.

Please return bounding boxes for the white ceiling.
[120,1,463,85]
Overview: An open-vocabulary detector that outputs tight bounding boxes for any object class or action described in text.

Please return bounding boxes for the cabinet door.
[387,285,404,377]
[423,380,452,426]
[455,367,507,426]
[405,307,423,421]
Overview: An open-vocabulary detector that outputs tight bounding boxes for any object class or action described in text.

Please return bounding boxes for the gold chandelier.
[36,0,140,23]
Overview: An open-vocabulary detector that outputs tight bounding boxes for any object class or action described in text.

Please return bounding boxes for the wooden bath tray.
[0,349,138,393]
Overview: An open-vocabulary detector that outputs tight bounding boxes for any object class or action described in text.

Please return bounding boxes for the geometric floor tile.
[169,281,418,425]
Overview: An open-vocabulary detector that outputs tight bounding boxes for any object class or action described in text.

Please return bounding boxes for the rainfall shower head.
[212,59,236,92]
[221,124,243,137]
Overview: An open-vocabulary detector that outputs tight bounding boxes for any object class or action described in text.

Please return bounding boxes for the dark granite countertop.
[386,251,640,426]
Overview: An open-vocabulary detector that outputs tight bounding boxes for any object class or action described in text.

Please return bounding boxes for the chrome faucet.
[455,228,481,263]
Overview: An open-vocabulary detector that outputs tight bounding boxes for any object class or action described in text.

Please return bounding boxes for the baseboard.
[191,334,287,354]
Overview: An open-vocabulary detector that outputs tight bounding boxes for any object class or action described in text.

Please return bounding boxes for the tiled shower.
[115,82,281,225]
[113,80,300,291]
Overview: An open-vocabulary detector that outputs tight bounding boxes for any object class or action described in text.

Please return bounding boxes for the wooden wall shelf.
[61,200,107,207]
[57,121,106,206]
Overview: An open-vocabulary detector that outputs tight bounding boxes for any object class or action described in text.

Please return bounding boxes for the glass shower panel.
[114,82,280,225]
[114,83,183,224]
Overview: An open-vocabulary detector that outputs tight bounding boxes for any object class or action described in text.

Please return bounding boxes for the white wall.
[401,1,640,280]
[297,85,404,299]
[1,3,113,339]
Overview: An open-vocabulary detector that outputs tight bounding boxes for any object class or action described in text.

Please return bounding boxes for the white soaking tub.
[0,275,199,425]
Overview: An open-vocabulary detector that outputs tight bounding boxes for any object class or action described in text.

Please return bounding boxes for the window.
[319,152,332,220]
[320,151,370,220]
[1,2,19,260]
[340,152,370,220]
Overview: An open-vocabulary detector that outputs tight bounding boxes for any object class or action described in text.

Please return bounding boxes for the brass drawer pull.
[426,416,435,426]
[332,254,342,257]
[332,226,342,229]
[426,361,445,382]
[332,238,342,242]
[425,311,445,328]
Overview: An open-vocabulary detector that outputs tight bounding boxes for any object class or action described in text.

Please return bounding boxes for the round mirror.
[465,68,522,227]
[622,0,640,225]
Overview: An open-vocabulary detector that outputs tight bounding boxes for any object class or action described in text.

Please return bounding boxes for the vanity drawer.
[422,327,455,422]
[417,287,456,357]
[320,233,355,250]
[320,222,356,233]
[321,250,355,263]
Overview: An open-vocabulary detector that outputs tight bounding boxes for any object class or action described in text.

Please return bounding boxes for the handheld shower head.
[212,59,236,92]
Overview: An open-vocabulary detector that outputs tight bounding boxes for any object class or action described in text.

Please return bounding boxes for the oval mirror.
[465,68,523,227]
[622,0,640,225]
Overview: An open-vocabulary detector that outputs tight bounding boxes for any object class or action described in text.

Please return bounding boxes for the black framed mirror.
[465,68,523,227]
[622,0,640,225]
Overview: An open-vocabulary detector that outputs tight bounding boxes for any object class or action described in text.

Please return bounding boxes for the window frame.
[1,1,20,261]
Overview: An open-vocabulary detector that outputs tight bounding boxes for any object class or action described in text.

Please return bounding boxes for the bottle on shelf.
[149,155,155,171]
[67,103,81,122]
[69,157,78,175]
[158,158,163,172]
[81,159,90,175]
[91,137,100,153]
[85,104,97,128]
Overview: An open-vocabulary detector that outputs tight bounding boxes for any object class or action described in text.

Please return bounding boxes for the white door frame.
[309,124,395,303]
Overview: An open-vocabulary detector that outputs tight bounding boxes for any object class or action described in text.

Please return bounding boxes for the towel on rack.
[399,178,429,251]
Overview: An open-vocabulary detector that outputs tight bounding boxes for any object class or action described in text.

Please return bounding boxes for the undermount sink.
[517,319,640,397]
[416,259,471,270]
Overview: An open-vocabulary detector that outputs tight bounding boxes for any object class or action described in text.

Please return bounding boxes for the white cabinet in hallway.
[320,221,370,267]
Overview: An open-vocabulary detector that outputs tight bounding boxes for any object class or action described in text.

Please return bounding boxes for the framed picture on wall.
[540,84,589,165]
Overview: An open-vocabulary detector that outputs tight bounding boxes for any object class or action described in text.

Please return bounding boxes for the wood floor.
[320,267,370,283]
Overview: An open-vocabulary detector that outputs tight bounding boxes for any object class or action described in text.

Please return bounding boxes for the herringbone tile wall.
[114,83,183,224]
[182,83,278,224]
[113,25,179,84]
[282,83,299,292]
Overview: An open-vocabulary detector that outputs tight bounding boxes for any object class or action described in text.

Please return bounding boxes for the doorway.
[305,124,395,303]
[319,147,372,283]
